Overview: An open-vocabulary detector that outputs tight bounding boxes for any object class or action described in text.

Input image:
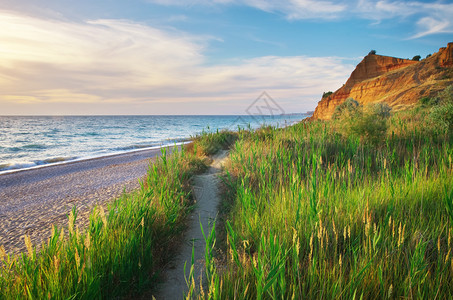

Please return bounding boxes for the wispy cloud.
[146,0,453,38]
[146,0,347,19]
[0,10,354,114]
[354,0,453,38]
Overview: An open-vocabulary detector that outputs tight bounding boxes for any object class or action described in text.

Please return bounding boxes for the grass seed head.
[68,210,75,235]
[24,235,33,258]
[78,263,85,283]
[438,235,441,253]
[59,228,65,241]
[54,255,60,275]
[84,231,91,250]
[309,234,314,261]
[0,245,6,262]
[75,249,80,268]
[99,206,107,228]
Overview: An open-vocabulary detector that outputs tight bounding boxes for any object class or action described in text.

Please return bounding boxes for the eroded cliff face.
[312,42,453,120]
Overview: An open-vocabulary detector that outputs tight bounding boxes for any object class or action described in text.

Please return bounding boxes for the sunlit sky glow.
[0,0,452,115]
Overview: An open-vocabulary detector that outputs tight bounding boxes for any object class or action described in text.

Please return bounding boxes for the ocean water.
[0,114,307,173]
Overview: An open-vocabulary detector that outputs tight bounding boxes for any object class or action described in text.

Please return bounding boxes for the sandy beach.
[0,147,167,255]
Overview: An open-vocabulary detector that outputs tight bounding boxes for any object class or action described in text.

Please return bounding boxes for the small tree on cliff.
[322,91,333,98]
[369,50,377,55]
[412,55,421,61]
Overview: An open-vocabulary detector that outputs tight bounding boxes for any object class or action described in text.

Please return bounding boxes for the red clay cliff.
[312,42,453,120]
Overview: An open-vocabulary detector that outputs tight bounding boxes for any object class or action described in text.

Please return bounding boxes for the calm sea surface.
[0,114,307,173]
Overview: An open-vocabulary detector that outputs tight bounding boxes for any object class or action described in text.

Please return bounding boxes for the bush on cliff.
[429,85,453,134]
[332,98,359,120]
[350,103,391,144]
[333,98,391,145]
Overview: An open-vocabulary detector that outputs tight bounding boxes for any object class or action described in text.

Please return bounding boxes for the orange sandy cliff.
[312,42,453,120]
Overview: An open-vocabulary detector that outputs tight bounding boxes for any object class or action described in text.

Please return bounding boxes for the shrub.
[322,91,333,98]
[333,100,392,145]
[419,96,439,107]
[429,86,453,134]
[412,55,421,61]
[429,103,453,133]
[369,50,377,55]
[350,103,392,144]
[438,85,453,105]
[369,102,392,118]
[332,98,359,120]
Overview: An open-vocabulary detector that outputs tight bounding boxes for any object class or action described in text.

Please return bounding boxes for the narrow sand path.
[155,150,229,300]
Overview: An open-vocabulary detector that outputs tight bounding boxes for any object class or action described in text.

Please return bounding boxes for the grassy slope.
[0,147,207,299]
[1,95,451,299]
[192,104,453,299]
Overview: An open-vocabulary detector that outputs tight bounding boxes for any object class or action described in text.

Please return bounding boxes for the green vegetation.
[418,86,453,134]
[332,98,392,145]
[0,147,207,299]
[189,88,453,299]
[412,55,421,61]
[1,86,452,299]
[322,91,333,98]
[193,129,238,156]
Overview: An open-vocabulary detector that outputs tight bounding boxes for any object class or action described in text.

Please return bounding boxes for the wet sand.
[0,147,167,255]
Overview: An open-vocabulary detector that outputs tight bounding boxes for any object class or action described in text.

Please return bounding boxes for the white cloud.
[353,0,453,38]
[146,0,453,38]
[0,10,354,114]
[146,0,346,19]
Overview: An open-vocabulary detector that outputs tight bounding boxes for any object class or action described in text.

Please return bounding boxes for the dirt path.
[155,150,229,300]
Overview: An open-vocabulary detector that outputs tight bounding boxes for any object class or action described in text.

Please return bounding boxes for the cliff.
[312,42,453,120]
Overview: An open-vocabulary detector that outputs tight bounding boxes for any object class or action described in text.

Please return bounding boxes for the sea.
[0,114,308,173]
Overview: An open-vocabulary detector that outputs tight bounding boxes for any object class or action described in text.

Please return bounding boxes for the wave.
[110,138,189,152]
[80,132,100,137]
[7,144,48,153]
[0,141,189,175]
[0,156,75,172]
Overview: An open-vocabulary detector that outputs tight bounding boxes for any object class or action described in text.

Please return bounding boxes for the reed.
[0,146,207,299]
[192,104,453,299]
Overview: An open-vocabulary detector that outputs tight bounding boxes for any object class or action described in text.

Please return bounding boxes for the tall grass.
[0,146,207,299]
[191,106,453,299]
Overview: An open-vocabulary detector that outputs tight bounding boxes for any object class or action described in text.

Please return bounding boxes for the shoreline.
[0,143,181,255]
[0,141,189,176]
[0,114,308,175]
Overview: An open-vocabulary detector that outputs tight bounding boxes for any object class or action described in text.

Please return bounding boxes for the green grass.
[0,146,207,299]
[190,105,453,299]
[192,128,239,156]
[1,93,452,299]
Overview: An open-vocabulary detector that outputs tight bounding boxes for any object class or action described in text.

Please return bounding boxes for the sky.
[0,0,452,115]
